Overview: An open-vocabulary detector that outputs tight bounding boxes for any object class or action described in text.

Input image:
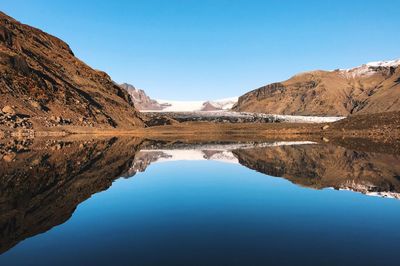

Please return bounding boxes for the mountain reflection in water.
[0,136,400,256]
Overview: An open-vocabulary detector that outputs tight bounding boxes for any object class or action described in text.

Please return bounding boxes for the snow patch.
[339,188,400,199]
[365,59,400,68]
[338,180,400,199]
[273,114,344,123]
[338,58,400,78]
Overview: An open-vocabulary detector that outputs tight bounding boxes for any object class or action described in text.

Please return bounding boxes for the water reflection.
[0,137,142,253]
[0,136,399,255]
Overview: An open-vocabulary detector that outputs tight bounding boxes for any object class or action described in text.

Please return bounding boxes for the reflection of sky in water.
[2,160,400,265]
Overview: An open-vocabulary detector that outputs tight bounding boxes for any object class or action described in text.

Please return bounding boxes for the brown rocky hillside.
[0,12,143,130]
[233,60,400,116]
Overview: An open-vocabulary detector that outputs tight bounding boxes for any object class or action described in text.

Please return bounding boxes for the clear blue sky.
[2,0,399,100]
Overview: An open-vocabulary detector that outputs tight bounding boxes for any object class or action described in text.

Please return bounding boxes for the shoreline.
[2,120,399,143]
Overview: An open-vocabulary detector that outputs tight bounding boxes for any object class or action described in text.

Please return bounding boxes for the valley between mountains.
[0,11,399,141]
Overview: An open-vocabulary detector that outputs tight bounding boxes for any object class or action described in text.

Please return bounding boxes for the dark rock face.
[0,110,32,129]
[0,12,143,130]
[233,64,400,116]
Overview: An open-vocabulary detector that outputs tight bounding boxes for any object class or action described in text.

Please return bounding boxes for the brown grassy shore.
[3,122,322,142]
[2,111,399,143]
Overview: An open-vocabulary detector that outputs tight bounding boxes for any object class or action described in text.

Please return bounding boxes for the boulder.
[29,100,43,110]
[2,105,15,114]
[3,152,16,162]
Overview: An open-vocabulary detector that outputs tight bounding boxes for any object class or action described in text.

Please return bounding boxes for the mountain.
[118,83,238,112]
[119,83,166,110]
[233,59,400,116]
[155,97,238,112]
[0,12,143,130]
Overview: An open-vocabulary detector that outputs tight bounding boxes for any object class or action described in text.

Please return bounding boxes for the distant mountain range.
[122,59,400,116]
[119,83,167,110]
[156,97,238,112]
[233,59,400,116]
[120,83,238,112]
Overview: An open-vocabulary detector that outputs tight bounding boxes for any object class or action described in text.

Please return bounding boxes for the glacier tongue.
[154,97,238,112]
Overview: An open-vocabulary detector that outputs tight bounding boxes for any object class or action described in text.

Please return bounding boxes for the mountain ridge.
[0,12,143,130]
[119,83,166,110]
[233,59,400,116]
[119,82,238,112]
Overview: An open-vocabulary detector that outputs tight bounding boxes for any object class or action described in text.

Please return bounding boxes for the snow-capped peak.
[204,97,238,110]
[338,58,400,78]
[365,59,400,68]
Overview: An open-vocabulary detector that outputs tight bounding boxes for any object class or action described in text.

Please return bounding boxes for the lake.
[1,137,400,265]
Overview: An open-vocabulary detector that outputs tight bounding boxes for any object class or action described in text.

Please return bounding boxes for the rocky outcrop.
[119,83,166,110]
[233,60,400,116]
[201,101,221,111]
[200,98,238,111]
[0,12,143,130]
[0,109,32,130]
[141,113,178,127]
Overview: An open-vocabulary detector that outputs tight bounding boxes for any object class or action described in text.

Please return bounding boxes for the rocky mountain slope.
[0,12,143,130]
[233,59,400,116]
[119,83,166,110]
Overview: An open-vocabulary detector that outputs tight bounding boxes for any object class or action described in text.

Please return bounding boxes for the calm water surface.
[1,138,400,265]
